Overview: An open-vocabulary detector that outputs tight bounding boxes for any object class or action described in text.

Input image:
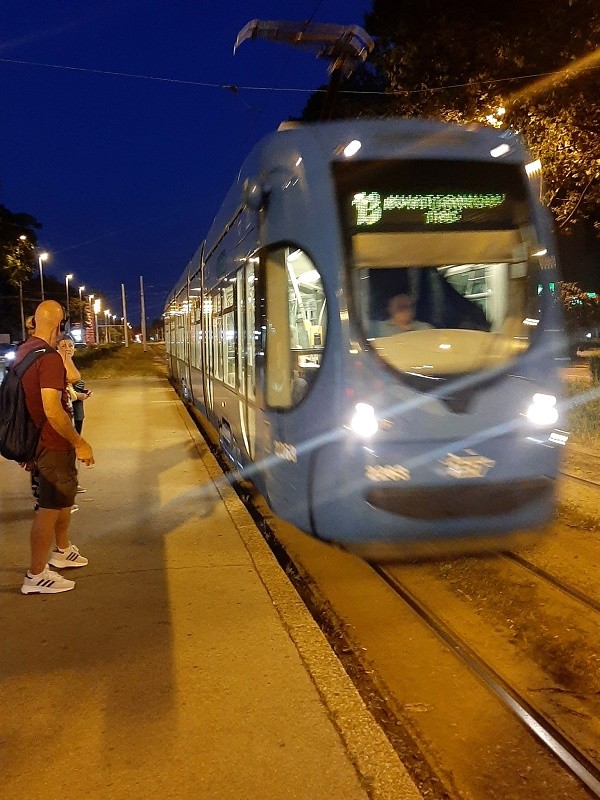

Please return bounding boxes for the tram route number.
[440,451,495,479]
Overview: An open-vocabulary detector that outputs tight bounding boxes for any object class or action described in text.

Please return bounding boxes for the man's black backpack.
[0,345,54,462]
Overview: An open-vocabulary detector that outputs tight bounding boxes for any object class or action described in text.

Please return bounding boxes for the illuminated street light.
[78,285,86,341]
[65,274,74,317]
[104,309,111,344]
[38,252,49,300]
[93,298,101,344]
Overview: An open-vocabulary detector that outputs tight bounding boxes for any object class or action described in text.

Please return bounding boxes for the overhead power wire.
[1,56,598,97]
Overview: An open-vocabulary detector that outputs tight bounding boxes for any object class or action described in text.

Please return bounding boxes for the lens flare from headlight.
[526,393,558,426]
[350,403,378,437]
[5,351,15,361]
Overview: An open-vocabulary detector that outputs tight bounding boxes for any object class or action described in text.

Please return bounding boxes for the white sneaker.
[48,544,89,569]
[21,566,75,594]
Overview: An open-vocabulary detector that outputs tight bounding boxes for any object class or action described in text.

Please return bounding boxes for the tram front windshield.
[335,159,541,377]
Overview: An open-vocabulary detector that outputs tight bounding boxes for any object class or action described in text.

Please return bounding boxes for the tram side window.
[211,290,222,380]
[235,264,256,400]
[223,310,236,388]
[176,308,186,361]
[246,261,256,400]
[170,314,177,355]
[165,314,173,354]
[202,295,213,408]
[193,322,202,370]
[190,298,201,369]
[265,245,327,409]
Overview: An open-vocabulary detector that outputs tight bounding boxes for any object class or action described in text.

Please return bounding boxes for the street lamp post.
[104,309,111,344]
[38,252,49,301]
[87,294,94,344]
[93,299,101,344]
[18,235,27,340]
[78,285,86,340]
[65,273,73,317]
[18,281,26,341]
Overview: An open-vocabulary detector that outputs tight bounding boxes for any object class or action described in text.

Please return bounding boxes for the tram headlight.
[526,393,558,426]
[350,403,379,438]
[343,140,362,158]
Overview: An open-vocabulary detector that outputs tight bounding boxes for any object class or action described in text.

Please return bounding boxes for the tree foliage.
[305,0,600,231]
[0,203,41,284]
[560,281,600,337]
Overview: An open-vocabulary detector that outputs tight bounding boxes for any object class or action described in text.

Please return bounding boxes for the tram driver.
[379,294,432,336]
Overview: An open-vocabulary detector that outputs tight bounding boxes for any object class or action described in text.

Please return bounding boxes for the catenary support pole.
[140,275,147,353]
[121,283,129,348]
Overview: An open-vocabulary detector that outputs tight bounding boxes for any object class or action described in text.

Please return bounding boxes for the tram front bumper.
[309,437,560,559]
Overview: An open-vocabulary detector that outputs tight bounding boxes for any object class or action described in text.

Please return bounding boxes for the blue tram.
[164,118,566,559]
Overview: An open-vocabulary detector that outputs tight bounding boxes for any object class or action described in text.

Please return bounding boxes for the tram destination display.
[335,159,530,232]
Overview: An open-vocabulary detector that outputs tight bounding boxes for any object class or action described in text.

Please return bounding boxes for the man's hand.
[75,439,95,466]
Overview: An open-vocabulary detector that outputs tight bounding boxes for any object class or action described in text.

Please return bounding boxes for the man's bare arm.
[40,388,95,464]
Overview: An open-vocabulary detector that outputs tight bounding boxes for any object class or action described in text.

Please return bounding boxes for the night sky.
[1,1,370,323]
[3,1,597,328]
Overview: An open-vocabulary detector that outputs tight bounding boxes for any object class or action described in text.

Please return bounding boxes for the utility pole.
[18,281,26,341]
[121,283,129,348]
[140,275,147,352]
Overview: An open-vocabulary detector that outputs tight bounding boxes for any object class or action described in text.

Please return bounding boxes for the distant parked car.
[0,343,17,382]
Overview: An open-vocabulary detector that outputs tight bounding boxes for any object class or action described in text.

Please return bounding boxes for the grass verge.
[73,343,167,379]
[564,378,600,443]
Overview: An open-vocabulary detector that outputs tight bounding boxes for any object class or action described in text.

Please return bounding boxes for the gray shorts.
[35,448,78,510]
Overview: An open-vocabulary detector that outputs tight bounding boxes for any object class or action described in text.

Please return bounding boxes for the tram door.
[236,260,257,462]
[261,245,327,530]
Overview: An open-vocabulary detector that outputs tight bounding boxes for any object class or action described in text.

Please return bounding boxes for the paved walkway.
[0,376,421,800]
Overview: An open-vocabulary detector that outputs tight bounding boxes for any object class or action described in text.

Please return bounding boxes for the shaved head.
[33,300,65,347]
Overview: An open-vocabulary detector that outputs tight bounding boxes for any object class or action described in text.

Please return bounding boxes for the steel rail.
[501,552,600,614]
[372,564,600,798]
[560,470,600,489]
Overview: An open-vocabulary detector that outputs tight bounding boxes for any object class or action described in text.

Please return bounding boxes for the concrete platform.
[0,376,421,800]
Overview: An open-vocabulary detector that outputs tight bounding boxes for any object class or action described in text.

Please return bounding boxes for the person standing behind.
[25,315,36,338]
[17,300,95,595]
[58,336,91,436]
[58,336,91,499]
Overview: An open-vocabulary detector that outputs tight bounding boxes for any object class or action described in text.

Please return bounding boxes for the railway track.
[501,551,600,614]
[372,563,600,797]
[561,470,600,490]
[561,445,600,488]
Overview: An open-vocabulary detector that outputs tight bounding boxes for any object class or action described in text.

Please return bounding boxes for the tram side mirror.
[243,177,265,210]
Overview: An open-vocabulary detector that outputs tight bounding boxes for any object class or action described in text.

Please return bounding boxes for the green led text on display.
[352,192,507,226]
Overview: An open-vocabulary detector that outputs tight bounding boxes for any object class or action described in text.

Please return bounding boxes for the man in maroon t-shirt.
[18,300,95,595]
